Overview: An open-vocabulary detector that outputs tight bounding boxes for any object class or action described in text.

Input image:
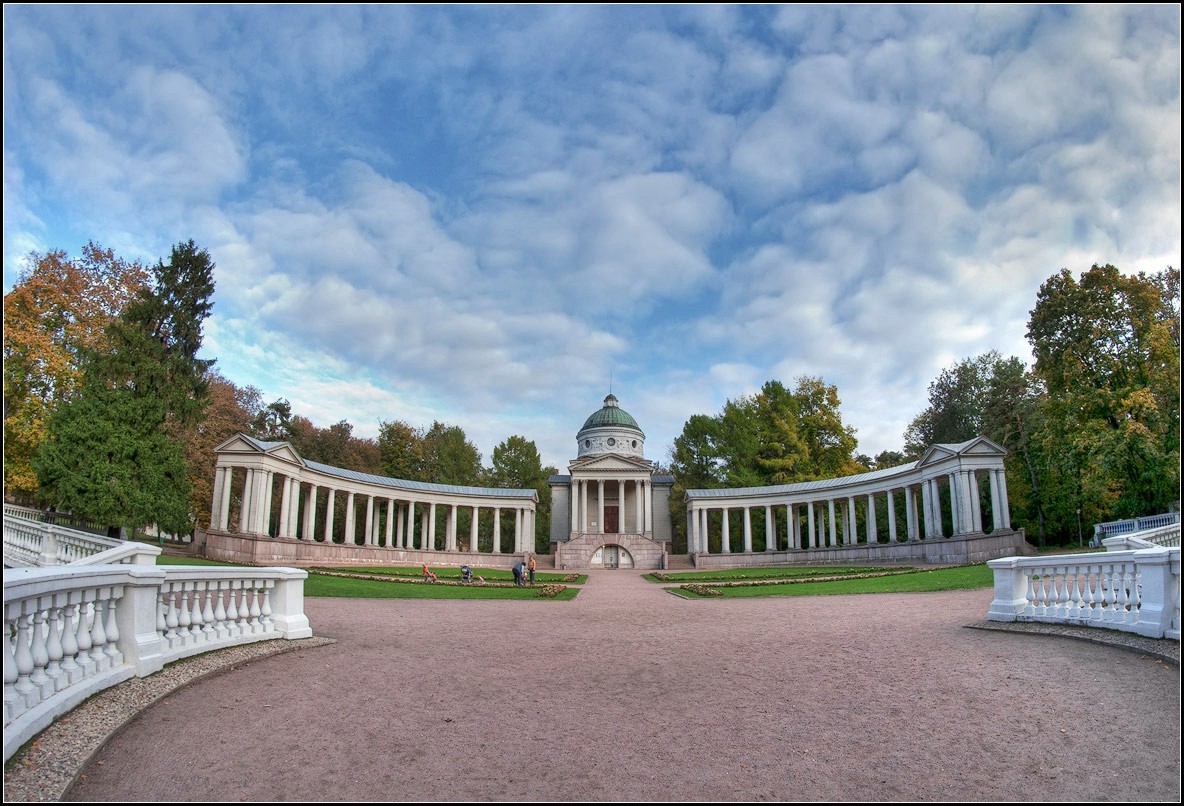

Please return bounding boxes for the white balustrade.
[3,516,125,568]
[3,564,311,762]
[988,546,1180,640]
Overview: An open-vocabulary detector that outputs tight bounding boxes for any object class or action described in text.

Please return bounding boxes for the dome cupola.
[576,394,645,458]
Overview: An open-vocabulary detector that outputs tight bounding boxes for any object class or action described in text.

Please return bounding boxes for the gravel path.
[13,571,1182,802]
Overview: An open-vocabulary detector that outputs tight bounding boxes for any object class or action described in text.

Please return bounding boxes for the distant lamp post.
[1076,507,1083,548]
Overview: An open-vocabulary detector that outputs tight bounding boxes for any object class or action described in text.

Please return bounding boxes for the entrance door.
[602,545,619,569]
[605,506,619,533]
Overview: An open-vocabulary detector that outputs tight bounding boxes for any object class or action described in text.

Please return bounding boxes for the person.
[512,560,525,587]
[460,564,473,583]
[422,563,437,583]
[527,555,537,587]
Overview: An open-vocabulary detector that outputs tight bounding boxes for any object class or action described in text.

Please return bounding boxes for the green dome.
[580,394,643,432]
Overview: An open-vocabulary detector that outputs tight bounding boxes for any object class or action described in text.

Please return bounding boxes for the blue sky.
[4,5,1180,472]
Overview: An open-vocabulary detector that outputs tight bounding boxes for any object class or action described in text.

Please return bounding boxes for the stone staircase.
[664,553,694,570]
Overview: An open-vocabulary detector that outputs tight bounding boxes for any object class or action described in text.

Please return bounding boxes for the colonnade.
[210,435,538,555]
[686,438,1012,555]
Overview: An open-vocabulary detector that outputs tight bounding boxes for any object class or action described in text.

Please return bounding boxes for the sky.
[3,4,1181,473]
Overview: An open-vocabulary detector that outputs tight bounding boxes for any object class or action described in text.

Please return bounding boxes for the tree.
[667,376,862,548]
[420,421,482,485]
[378,419,425,480]
[3,243,148,498]
[491,435,552,552]
[1027,264,1180,521]
[34,241,217,534]
[251,398,294,442]
[903,352,1004,456]
[182,372,263,530]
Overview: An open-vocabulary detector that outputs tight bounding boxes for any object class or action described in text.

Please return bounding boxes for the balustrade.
[988,546,1179,640]
[3,563,311,762]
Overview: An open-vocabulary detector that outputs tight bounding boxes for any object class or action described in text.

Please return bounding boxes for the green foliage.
[3,243,148,498]
[904,264,1180,546]
[34,383,192,534]
[34,241,217,534]
[490,434,553,552]
[1027,264,1180,526]
[667,376,861,548]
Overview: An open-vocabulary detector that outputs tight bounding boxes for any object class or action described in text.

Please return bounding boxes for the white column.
[470,505,479,552]
[275,478,290,539]
[887,490,897,543]
[570,482,579,533]
[905,486,916,541]
[396,502,405,548]
[322,488,335,543]
[970,471,984,533]
[427,503,437,551]
[447,505,457,552]
[827,500,837,546]
[765,505,775,551]
[997,468,1011,529]
[597,480,605,533]
[581,480,589,533]
[217,467,233,531]
[405,500,415,549]
[807,502,816,549]
[211,467,227,530]
[866,493,877,545]
[514,508,523,553]
[617,479,625,532]
[343,491,356,545]
[949,472,964,535]
[846,498,857,545]
[255,470,274,536]
[743,507,753,552]
[363,495,375,546]
[721,508,731,554]
[643,479,652,533]
[288,478,301,538]
[239,469,254,532]
[635,479,643,534]
[690,505,699,554]
[786,504,796,550]
[303,485,318,541]
[494,506,502,553]
[385,500,395,547]
[931,479,943,538]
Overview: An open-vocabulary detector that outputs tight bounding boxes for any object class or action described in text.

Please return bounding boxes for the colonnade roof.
[685,436,1006,501]
[217,433,537,500]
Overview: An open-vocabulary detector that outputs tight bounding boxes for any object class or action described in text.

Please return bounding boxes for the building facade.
[549,394,674,570]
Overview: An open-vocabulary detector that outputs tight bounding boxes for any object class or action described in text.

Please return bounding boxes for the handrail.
[3,563,312,762]
[988,546,1180,641]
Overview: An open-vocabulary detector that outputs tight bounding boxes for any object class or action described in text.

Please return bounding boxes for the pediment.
[569,453,653,474]
[917,436,1006,467]
[214,433,305,467]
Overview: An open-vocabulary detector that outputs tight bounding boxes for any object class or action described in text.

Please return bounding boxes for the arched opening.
[591,543,634,569]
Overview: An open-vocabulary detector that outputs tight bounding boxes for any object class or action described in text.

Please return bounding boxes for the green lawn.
[645,566,900,583]
[305,572,578,600]
[666,564,996,598]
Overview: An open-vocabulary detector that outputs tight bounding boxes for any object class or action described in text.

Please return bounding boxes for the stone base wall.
[690,529,1032,570]
[556,532,667,570]
[199,529,527,569]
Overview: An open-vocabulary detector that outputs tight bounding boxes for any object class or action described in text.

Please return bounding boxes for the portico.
[549,394,674,570]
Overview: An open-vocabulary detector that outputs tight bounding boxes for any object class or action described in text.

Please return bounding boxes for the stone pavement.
[6,570,1180,802]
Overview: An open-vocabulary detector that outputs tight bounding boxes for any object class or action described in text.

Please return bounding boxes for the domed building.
[549,394,675,569]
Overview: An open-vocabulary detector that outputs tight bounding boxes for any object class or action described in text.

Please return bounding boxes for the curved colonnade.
[205,435,537,565]
[686,437,1018,563]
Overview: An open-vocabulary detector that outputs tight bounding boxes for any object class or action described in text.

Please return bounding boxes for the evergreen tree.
[34,241,217,535]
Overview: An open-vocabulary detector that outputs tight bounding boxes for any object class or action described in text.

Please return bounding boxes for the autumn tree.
[34,241,216,535]
[182,372,263,529]
[3,243,148,498]
[668,377,861,549]
[1027,264,1180,523]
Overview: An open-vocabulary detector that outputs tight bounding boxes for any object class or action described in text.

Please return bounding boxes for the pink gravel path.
[65,571,1180,802]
